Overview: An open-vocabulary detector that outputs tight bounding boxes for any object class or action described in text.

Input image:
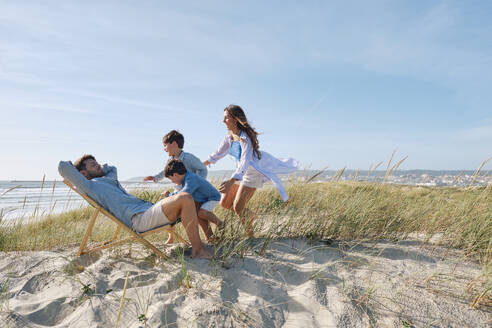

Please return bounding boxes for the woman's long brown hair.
[224,104,261,160]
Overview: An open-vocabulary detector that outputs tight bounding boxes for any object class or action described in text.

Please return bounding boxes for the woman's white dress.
[207,131,299,201]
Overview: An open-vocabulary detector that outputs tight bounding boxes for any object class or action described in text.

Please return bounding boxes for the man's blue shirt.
[58,161,152,228]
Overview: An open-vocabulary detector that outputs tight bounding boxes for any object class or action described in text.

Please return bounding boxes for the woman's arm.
[206,135,231,165]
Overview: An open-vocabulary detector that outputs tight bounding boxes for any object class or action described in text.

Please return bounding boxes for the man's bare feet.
[192,246,213,259]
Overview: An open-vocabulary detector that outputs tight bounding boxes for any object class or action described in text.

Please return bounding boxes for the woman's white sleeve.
[207,135,231,164]
[231,135,253,180]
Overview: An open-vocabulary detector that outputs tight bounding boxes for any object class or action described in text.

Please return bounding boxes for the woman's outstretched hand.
[219,179,235,194]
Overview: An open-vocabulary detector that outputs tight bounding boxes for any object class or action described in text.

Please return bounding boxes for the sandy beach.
[0,238,490,327]
[3,1,492,327]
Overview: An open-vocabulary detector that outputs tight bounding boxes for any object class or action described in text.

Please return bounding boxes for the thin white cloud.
[25,103,92,114]
[283,2,492,104]
[0,101,93,114]
[50,88,213,117]
[292,96,327,128]
[0,69,55,87]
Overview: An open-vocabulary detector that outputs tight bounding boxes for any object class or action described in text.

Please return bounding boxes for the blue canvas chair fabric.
[63,179,187,259]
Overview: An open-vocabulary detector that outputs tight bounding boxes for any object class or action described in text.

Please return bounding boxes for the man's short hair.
[74,154,95,172]
[163,130,184,149]
[165,159,187,177]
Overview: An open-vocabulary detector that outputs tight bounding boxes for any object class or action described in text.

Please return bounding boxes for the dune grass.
[0,181,490,268]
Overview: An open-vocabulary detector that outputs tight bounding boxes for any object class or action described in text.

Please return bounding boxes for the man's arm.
[103,164,118,179]
[58,161,92,195]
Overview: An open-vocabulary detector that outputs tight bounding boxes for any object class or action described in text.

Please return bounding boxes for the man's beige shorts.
[131,199,170,233]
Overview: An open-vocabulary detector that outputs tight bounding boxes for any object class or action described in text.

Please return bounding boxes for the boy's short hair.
[74,154,96,171]
[165,159,187,177]
[163,130,184,149]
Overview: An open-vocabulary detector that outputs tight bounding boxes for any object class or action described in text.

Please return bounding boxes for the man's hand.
[219,178,235,194]
[203,160,210,167]
[144,176,156,182]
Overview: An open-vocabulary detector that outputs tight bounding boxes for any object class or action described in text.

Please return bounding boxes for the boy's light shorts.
[234,166,265,189]
[201,200,219,212]
[131,199,170,233]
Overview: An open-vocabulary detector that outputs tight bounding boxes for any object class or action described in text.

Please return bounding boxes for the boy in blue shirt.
[164,159,223,243]
[144,130,207,181]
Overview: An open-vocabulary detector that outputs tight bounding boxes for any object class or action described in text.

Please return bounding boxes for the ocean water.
[0,180,173,221]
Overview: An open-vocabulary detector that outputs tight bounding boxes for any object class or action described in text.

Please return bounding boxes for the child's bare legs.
[197,217,213,240]
[198,208,223,227]
[197,208,223,241]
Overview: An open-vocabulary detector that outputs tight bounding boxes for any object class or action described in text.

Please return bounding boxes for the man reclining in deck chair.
[58,154,212,259]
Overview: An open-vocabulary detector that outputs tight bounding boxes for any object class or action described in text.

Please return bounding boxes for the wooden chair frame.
[64,179,188,259]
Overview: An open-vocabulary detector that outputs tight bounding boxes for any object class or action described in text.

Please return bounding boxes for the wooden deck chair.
[64,179,189,259]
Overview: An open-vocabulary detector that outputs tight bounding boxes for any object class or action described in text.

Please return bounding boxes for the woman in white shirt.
[204,105,298,236]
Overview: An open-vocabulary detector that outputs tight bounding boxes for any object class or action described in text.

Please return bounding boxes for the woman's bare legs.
[220,183,239,209]
[232,184,257,237]
[219,182,257,236]
[160,193,212,259]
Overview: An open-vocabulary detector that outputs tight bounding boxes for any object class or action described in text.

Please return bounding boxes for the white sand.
[0,239,490,327]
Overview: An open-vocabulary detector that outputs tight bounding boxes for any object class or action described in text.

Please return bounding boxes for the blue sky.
[1,1,491,180]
